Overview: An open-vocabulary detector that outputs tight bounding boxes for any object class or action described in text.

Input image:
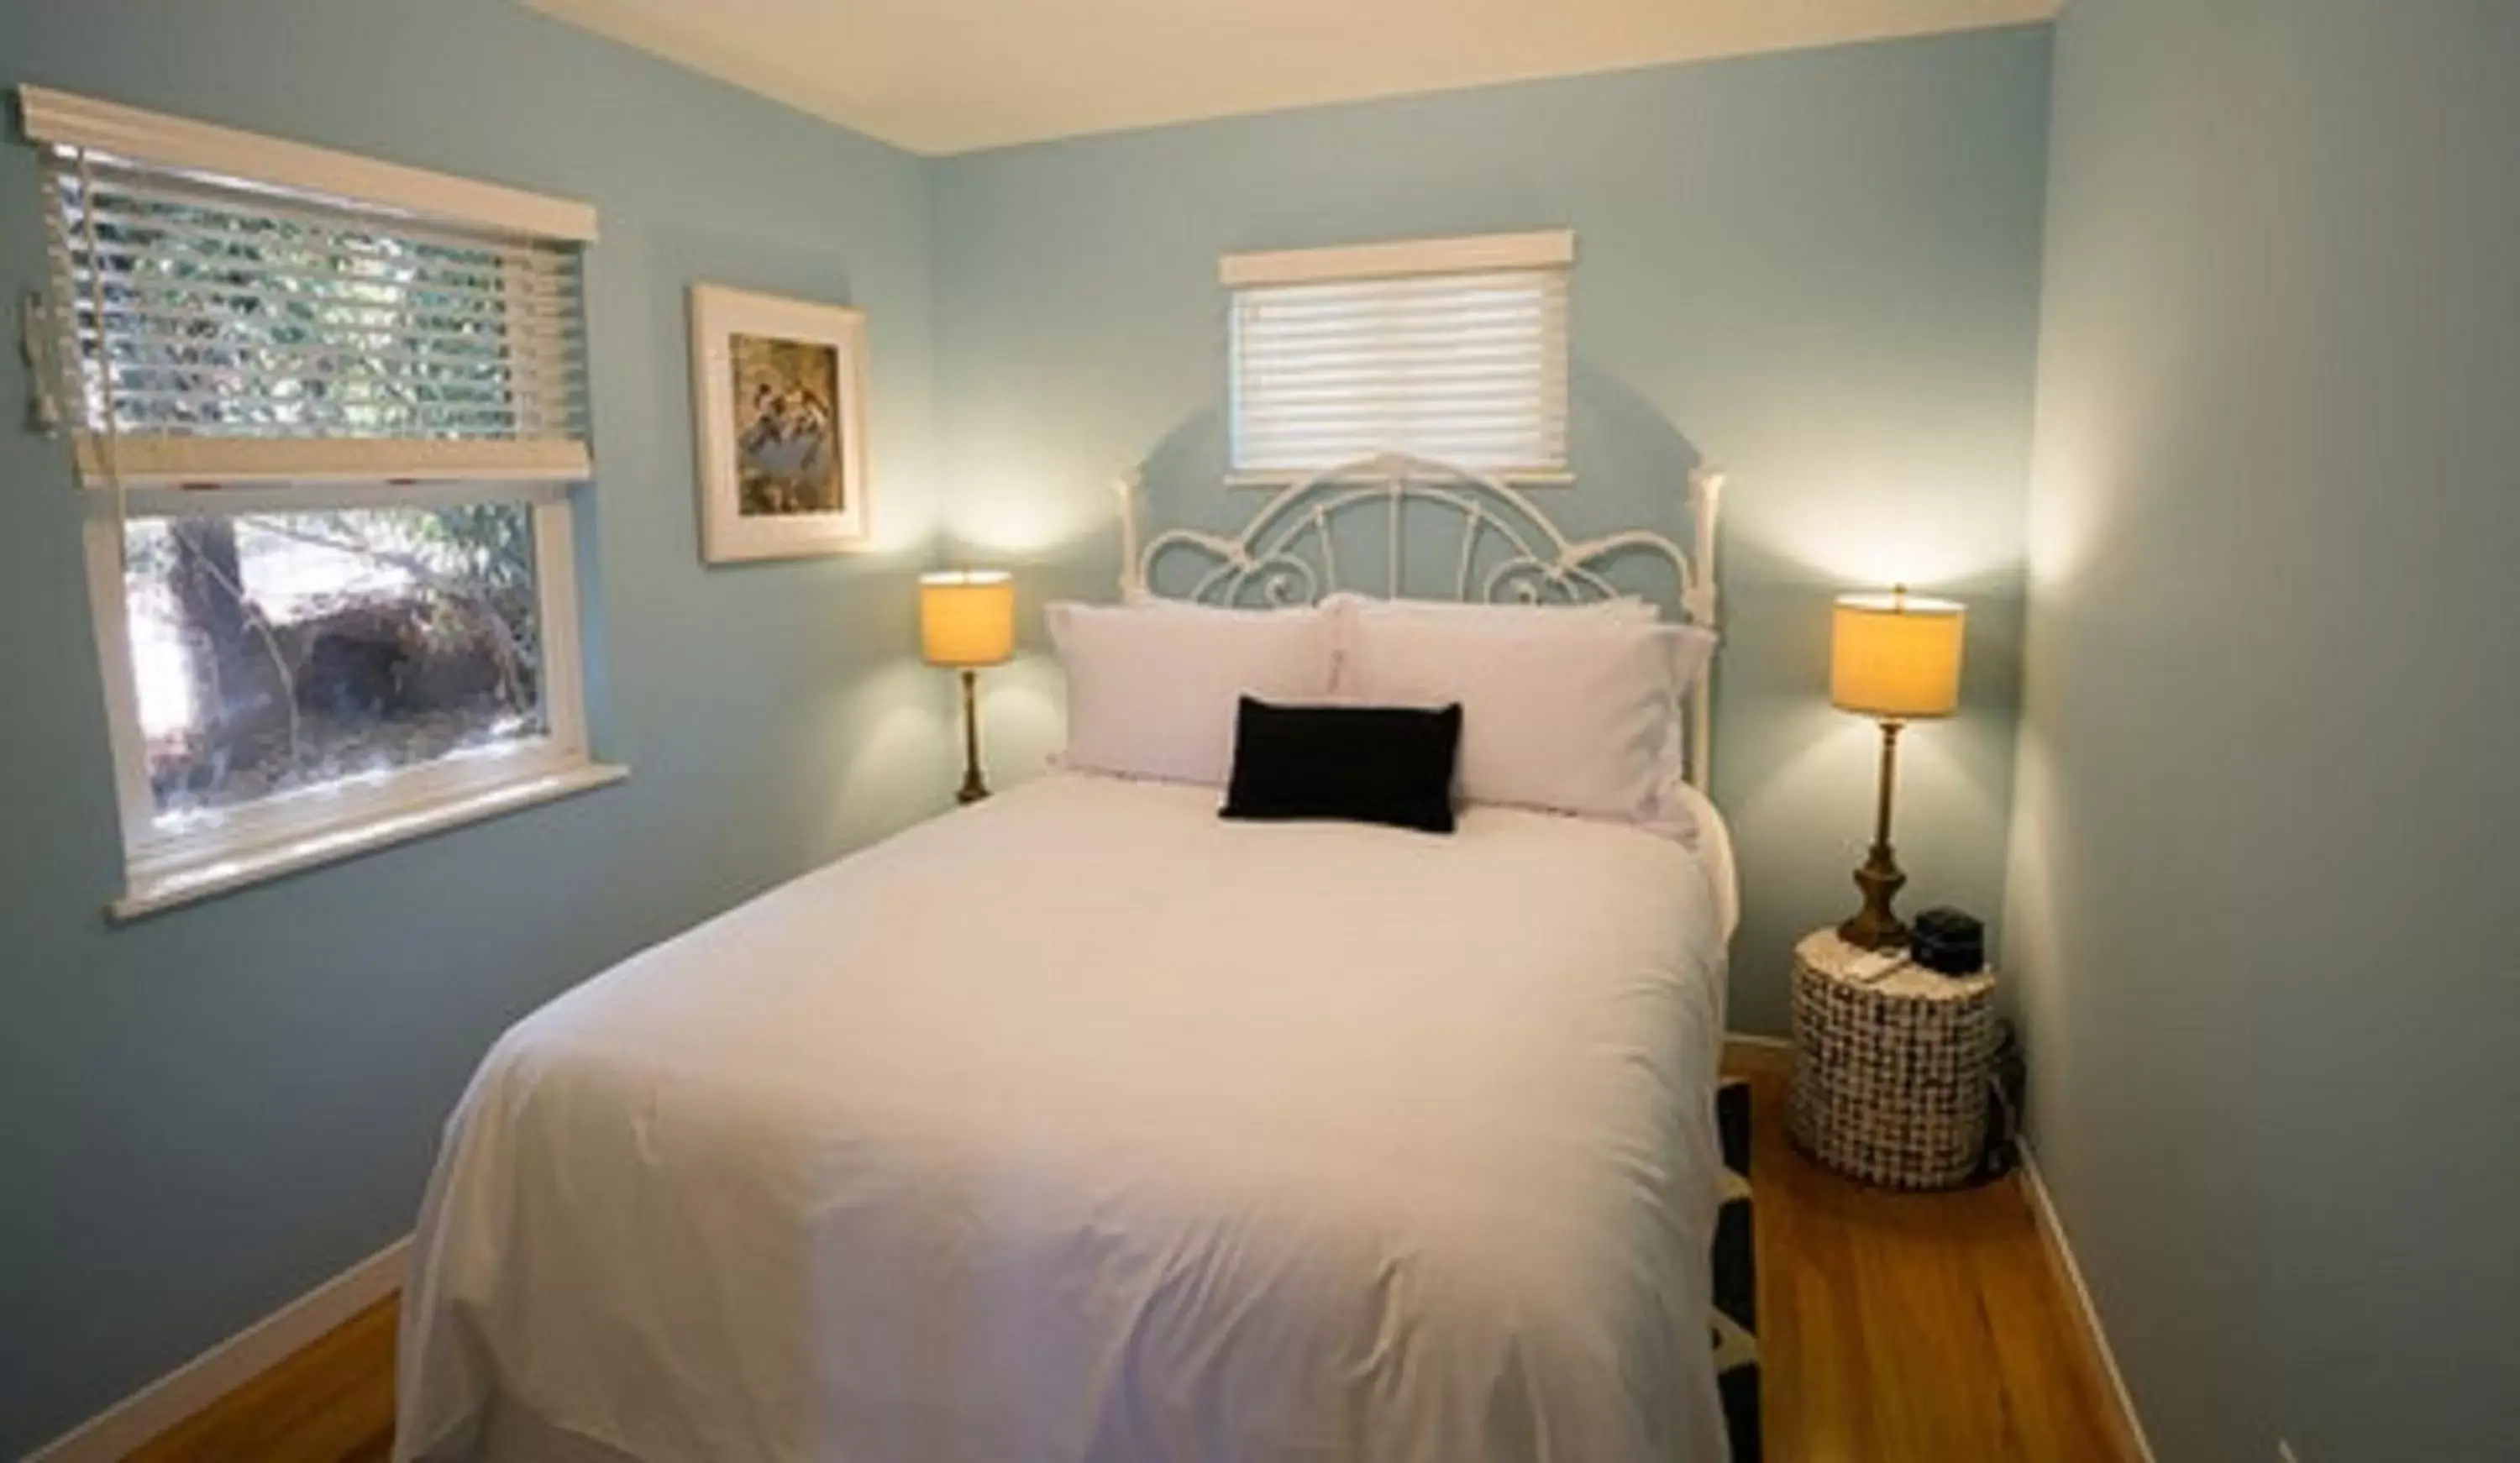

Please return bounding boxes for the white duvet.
[399,773,1734,1463]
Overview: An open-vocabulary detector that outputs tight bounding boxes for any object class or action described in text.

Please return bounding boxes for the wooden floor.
[1726,1045,2140,1463]
[129,1049,2137,1463]
[129,1295,396,1463]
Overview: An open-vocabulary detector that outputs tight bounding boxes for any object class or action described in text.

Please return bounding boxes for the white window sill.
[110,761,627,921]
[1224,469,1574,490]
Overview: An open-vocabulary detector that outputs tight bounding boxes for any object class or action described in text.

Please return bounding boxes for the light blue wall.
[932,28,2054,1035]
[2007,2,2520,1459]
[0,1,953,1450]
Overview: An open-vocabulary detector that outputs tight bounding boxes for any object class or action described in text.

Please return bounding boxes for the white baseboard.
[2017,1143,2158,1463]
[1722,1029,1791,1052]
[28,1235,412,1463]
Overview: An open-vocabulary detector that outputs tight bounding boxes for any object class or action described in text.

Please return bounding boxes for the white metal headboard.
[1113,450,1726,791]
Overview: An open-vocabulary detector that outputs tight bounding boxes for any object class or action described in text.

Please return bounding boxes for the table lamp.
[921,569,1015,804]
[1830,585,1966,950]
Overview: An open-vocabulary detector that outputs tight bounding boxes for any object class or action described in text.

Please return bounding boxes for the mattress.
[398,773,1735,1463]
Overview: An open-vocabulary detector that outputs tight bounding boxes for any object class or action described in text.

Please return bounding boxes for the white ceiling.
[522,0,2055,156]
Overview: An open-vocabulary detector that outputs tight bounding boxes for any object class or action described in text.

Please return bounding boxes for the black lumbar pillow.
[1221,696,1462,834]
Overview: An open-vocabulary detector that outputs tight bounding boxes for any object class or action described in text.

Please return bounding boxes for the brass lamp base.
[955,667,990,805]
[1839,843,1909,951]
[1839,718,1911,951]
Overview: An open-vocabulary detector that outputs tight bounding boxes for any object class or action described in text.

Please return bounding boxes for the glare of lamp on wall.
[1830,585,1966,950]
[920,569,1015,805]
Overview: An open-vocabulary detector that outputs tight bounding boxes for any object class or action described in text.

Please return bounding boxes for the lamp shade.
[920,569,1015,668]
[1830,589,1965,719]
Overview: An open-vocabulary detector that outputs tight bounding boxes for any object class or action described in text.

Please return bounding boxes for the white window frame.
[1221,229,1575,485]
[22,87,621,917]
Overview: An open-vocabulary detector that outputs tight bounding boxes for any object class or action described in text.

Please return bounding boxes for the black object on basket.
[1911,907,1986,976]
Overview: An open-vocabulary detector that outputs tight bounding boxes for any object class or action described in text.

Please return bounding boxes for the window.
[1224,230,1572,479]
[22,87,616,915]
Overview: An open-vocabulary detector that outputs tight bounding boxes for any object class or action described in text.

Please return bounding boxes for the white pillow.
[1047,601,1337,787]
[1320,590,1656,624]
[1327,592,1715,692]
[1121,589,1312,612]
[1329,595,1718,831]
[1336,610,1691,824]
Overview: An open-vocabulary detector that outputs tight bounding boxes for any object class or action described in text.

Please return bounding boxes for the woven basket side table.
[1788,928,1998,1190]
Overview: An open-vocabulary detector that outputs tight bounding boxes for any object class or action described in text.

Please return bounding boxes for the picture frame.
[688,283,873,563]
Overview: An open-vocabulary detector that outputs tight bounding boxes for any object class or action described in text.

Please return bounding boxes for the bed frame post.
[1686,466,1725,794]
[1115,469,1145,596]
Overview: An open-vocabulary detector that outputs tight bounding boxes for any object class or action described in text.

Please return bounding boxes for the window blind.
[40,155,591,485]
[1229,261,1568,476]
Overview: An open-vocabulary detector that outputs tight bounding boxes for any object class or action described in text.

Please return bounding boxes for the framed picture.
[688,283,872,562]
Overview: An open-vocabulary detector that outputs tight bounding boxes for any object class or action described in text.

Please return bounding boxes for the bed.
[397,454,1741,1463]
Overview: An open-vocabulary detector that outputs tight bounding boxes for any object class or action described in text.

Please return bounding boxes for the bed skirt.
[433,1084,1770,1463]
[424,1082,1767,1463]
